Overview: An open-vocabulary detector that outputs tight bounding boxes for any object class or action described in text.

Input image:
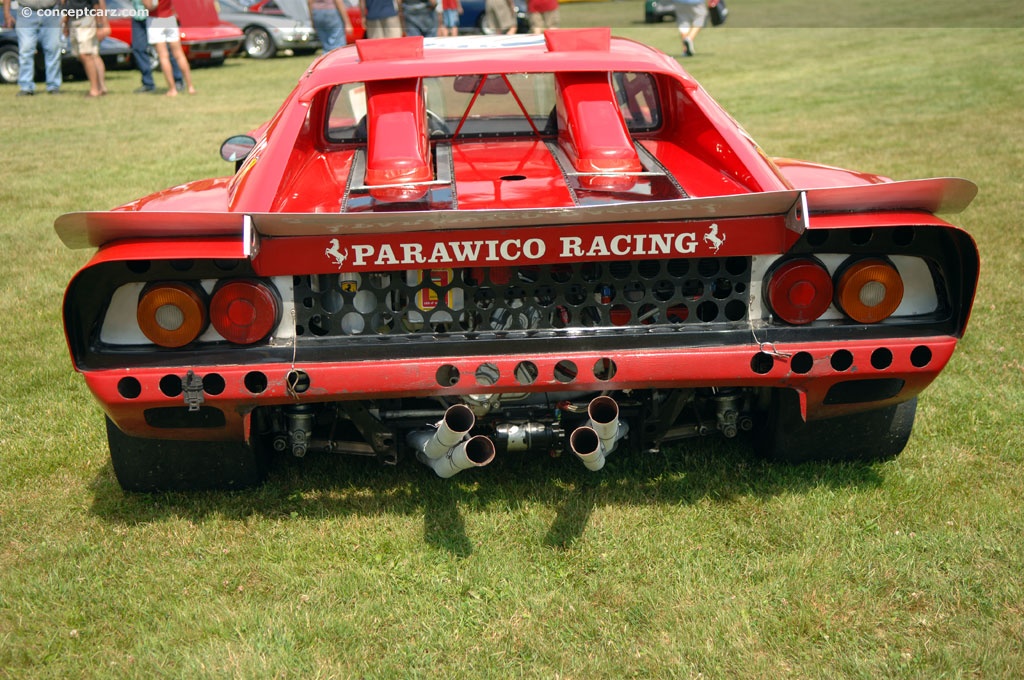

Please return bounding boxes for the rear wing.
[54,177,977,250]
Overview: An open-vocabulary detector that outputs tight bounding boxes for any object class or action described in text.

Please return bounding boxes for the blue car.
[459,0,530,35]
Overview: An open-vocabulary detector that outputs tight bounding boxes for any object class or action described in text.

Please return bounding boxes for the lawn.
[1,4,1023,677]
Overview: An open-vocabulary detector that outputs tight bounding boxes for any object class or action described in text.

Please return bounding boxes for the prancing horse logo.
[325,238,348,268]
[703,223,726,253]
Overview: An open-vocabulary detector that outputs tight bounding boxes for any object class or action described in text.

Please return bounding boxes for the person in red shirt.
[437,0,462,37]
[142,0,194,96]
[527,0,557,33]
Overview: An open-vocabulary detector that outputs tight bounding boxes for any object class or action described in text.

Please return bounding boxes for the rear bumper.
[85,336,959,441]
[183,38,243,60]
[277,34,319,50]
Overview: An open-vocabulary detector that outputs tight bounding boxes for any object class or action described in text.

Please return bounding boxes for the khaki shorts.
[70,16,99,56]
[528,8,558,31]
[485,0,515,33]
[365,15,402,39]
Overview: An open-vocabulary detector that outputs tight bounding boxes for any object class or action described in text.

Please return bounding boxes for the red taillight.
[835,258,904,323]
[137,283,208,348]
[209,280,280,345]
[766,258,833,325]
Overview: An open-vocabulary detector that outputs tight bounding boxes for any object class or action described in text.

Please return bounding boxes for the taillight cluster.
[766,257,904,325]
[137,280,281,348]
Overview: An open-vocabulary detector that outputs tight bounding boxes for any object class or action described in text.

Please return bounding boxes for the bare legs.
[81,52,106,97]
[679,26,701,56]
[155,41,195,96]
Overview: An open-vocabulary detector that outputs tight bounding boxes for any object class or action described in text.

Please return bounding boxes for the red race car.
[56,30,979,491]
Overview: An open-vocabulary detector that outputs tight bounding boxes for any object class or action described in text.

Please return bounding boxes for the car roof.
[293,30,694,101]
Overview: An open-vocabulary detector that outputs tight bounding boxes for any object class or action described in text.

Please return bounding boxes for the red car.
[56,31,978,490]
[106,0,244,64]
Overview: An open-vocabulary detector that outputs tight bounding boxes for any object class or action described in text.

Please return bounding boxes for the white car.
[221,0,320,59]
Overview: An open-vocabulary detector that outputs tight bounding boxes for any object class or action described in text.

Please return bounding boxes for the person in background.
[64,0,108,96]
[436,0,460,37]
[309,0,352,52]
[130,0,181,92]
[2,0,63,96]
[526,0,556,33]
[483,0,515,35]
[143,0,194,95]
[673,0,707,57]
[360,0,401,38]
[399,0,435,37]
[130,0,154,90]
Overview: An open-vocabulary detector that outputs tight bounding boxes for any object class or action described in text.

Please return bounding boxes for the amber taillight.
[137,283,208,348]
[835,258,904,323]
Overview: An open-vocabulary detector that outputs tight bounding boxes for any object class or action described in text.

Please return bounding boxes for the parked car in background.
[243,0,365,44]
[217,0,318,58]
[245,0,512,42]
[0,28,132,85]
[644,0,675,23]
[104,0,244,65]
[55,31,979,491]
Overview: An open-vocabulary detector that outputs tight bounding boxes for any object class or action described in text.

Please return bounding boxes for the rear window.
[325,72,661,143]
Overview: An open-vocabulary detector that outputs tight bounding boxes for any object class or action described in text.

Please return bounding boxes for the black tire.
[0,43,19,85]
[645,12,656,23]
[477,13,496,35]
[756,390,917,464]
[105,417,269,492]
[244,27,276,59]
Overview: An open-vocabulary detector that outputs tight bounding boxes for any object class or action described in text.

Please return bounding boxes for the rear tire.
[756,390,916,464]
[0,44,19,85]
[105,417,269,492]
[478,13,496,35]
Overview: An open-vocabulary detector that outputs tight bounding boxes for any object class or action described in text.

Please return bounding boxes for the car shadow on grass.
[88,435,887,556]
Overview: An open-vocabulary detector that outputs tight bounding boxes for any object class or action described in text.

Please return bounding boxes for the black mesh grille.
[294,257,752,340]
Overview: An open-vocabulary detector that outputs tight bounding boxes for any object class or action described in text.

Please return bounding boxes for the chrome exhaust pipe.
[408,404,496,477]
[407,404,476,461]
[424,435,496,478]
[570,396,629,471]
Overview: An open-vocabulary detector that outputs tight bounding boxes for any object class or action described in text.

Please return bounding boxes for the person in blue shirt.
[360,0,401,38]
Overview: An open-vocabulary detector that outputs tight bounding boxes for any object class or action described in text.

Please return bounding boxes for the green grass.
[3,5,1024,677]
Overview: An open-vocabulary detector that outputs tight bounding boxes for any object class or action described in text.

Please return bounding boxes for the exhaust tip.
[464,435,496,467]
[570,427,601,456]
[588,395,619,426]
[443,403,476,436]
